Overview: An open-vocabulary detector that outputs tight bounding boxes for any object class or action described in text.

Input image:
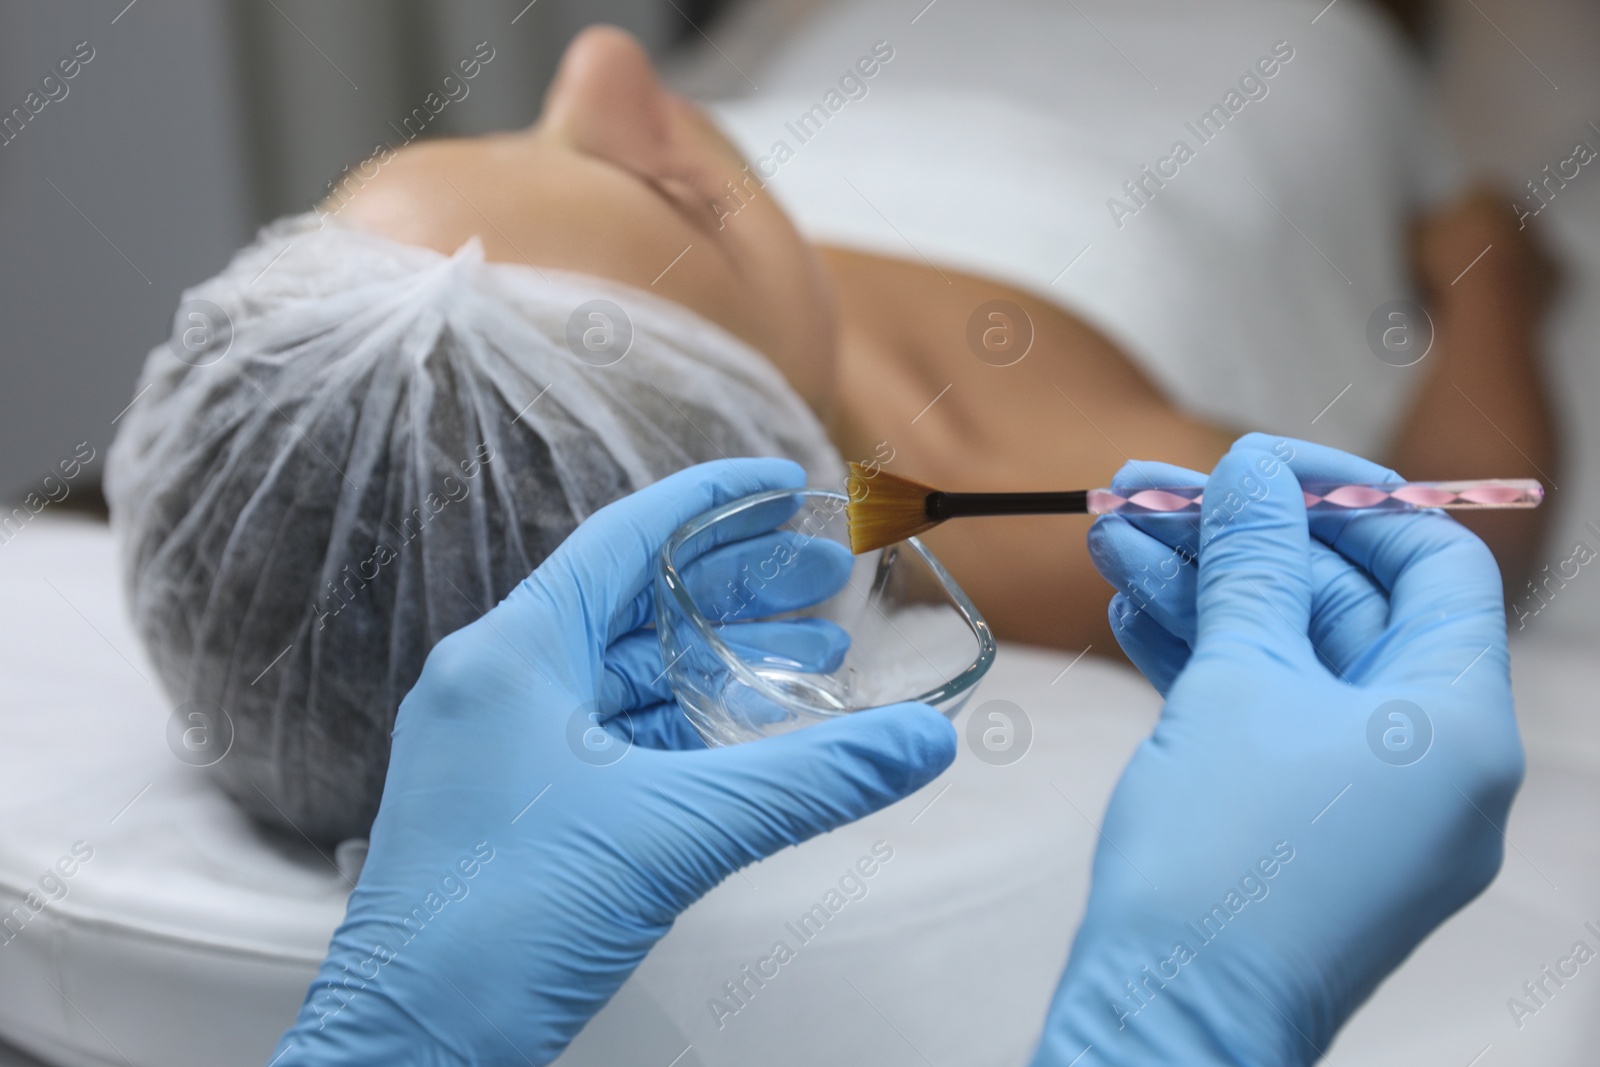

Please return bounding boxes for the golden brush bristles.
[845,463,942,554]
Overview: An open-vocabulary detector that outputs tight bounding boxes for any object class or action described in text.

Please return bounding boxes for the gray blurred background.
[3,0,1599,504]
[0,0,735,500]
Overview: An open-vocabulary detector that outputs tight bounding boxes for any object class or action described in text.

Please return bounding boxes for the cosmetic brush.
[844,463,1544,555]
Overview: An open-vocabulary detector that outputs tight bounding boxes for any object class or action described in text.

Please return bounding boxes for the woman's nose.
[538,25,674,180]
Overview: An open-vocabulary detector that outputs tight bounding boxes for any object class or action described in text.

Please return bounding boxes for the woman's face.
[333,26,837,407]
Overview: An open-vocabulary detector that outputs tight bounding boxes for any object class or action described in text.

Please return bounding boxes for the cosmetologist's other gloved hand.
[1032,434,1524,1066]
[271,459,956,1067]
[1087,438,1399,695]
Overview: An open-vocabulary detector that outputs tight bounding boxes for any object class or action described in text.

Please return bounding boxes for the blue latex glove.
[271,459,956,1066]
[1033,434,1524,1065]
[1087,439,1395,694]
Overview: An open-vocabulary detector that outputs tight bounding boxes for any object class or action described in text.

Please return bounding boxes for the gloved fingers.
[602,701,709,751]
[615,497,827,641]
[1108,594,1190,695]
[677,532,854,624]
[669,486,809,555]
[1305,540,1390,681]
[674,703,957,864]
[1114,436,1399,557]
[1257,434,1509,687]
[1111,458,1204,496]
[512,459,806,646]
[1251,433,1400,551]
[1192,441,1316,656]
[719,619,853,673]
[601,631,677,713]
[1088,514,1198,644]
[1095,444,1395,683]
[1093,516,1389,690]
[1338,534,1507,690]
[1277,438,1491,599]
[1106,459,1205,559]
[602,620,853,721]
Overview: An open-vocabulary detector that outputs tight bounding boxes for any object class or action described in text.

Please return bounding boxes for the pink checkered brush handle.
[1085,479,1544,516]
[850,470,1545,554]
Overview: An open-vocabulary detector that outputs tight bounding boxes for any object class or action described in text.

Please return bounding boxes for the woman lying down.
[105,0,1554,844]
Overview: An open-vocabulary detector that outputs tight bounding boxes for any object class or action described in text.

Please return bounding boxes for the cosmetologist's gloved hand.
[1032,434,1524,1065]
[271,459,956,1066]
[1087,438,1398,694]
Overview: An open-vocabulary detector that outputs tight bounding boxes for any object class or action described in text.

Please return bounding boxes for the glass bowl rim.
[656,487,998,722]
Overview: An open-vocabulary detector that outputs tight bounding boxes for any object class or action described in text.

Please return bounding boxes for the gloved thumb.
[680,704,957,863]
[1194,438,1315,657]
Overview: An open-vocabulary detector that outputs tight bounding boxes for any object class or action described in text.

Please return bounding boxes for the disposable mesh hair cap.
[106,214,841,843]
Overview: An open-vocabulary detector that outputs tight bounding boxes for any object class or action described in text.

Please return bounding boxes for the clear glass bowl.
[655,488,996,747]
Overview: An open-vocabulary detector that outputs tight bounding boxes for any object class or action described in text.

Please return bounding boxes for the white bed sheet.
[0,515,1596,1066]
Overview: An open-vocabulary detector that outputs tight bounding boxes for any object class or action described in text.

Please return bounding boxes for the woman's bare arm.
[824,189,1558,657]
[823,248,1234,654]
[1389,189,1559,596]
